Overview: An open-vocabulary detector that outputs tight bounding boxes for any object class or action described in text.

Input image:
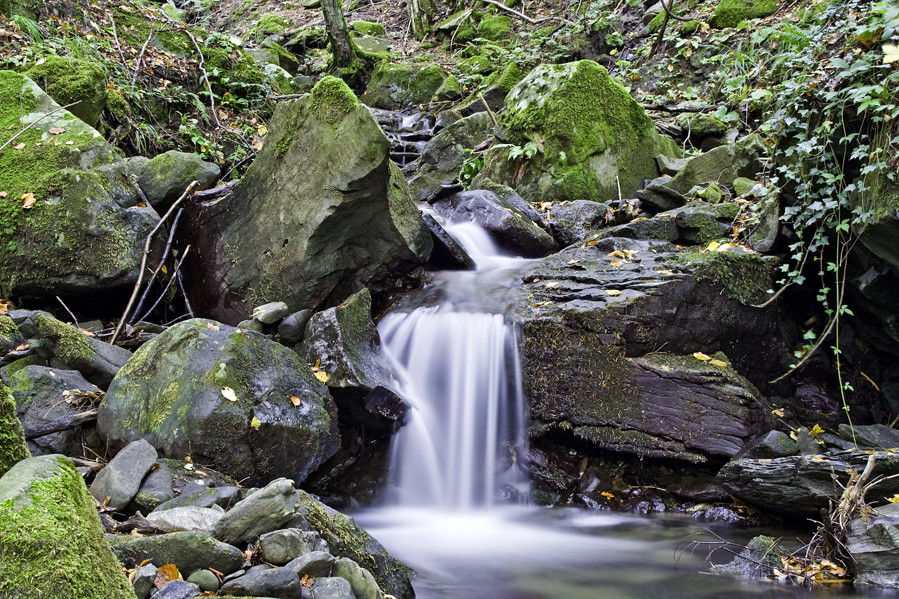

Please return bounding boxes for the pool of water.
[353,507,899,599]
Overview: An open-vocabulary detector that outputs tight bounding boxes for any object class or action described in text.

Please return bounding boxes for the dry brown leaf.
[154,564,181,588]
[48,127,65,135]
[290,396,302,407]
[14,142,25,150]
[21,192,35,209]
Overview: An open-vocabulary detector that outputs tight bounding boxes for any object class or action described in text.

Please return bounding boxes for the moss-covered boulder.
[97,318,339,486]
[709,0,777,28]
[0,454,136,598]
[477,15,513,40]
[181,76,432,324]
[0,381,29,478]
[0,71,159,299]
[0,0,40,19]
[23,56,108,128]
[360,61,445,110]
[477,60,677,203]
[128,150,221,211]
[350,20,386,36]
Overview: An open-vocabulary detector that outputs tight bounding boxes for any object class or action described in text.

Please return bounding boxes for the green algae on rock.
[0,381,29,478]
[23,56,109,128]
[709,0,777,28]
[0,455,136,599]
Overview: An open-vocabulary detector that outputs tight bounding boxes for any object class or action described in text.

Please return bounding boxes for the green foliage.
[459,150,484,190]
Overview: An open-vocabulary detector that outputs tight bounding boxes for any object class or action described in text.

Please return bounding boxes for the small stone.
[740,430,798,459]
[213,478,298,545]
[310,576,356,599]
[132,563,157,599]
[252,301,290,324]
[89,438,158,510]
[220,565,303,599]
[285,550,336,578]
[277,310,314,346]
[332,557,381,599]
[130,462,175,513]
[152,579,201,599]
[186,568,220,592]
[145,505,224,533]
[259,528,315,565]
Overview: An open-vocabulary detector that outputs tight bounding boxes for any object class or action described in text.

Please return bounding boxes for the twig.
[109,15,129,72]
[269,93,309,100]
[131,26,156,88]
[184,29,221,128]
[135,245,191,323]
[111,181,197,345]
[0,101,82,153]
[476,0,575,25]
[55,296,79,328]
[129,207,184,324]
[176,267,194,319]
[641,103,722,113]
[479,93,497,127]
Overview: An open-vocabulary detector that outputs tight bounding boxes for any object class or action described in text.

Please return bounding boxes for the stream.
[353,216,899,599]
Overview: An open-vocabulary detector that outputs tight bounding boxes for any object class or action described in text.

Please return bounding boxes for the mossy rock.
[360,61,445,109]
[432,75,462,101]
[129,150,221,211]
[477,15,513,40]
[255,14,291,40]
[672,248,776,305]
[23,56,108,128]
[0,71,159,298]
[479,60,673,203]
[0,455,136,598]
[97,318,340,486]
[680,19,700,35]
[709,0,777,28]
[0,381,29,478]
[0,0,41,19]
[350,20,386,37]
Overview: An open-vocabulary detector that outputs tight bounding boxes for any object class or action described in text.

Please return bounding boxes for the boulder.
[0,455,136,598]
[3,366,101,456]
[297,490,414,599]
[0,71,160,298]
[23,56,108,128]
[311,576,355,599]
[296,288,407,433]
[89,439,158,510]
[332,557,381,599]
[432,190,557,257]
[404,111,494,202]
[0,381,29,478]
[847,502,899,587]
[106,530,244,575]
[220,566,303,599]
[360,61,445,109]
[259,527,316,565]
[129,151,220,211]
[213,478,298,545]
[181,76,432,324]
[286,550,337,578]
[546,200,610,247]
[145,505,223,533]
[476,60,678,203]
[97,318,339,486]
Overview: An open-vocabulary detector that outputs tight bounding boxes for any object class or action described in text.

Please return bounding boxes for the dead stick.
[129,207,184,324]
[111,181,197,345]
[135,245,191,323]
[55,296,80,328]
[0,101,82,153]
[476,0,574,24]
[131,26,157,88]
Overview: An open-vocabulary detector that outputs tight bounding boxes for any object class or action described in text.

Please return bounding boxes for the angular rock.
[3,366,101,456]
[360,61,445,110]
[286,550,337,578]
[151,580,201,599]
[739,430,798,459]
[847,502,899,587]
[296,490,414,599]
[839,424,899,450]
[220,565,303,599]
[546,200,610,247]
[131,461,175,513]
[23,56,108,128]
[252,301,290,325]
[311,576,355,599]
[332,557,381,599]
[213,478,298,545]
[432,190,557,257]
[145,505,224,533]
[667,201,739,245]
[404,112,494,202]
[259,528,316,565]
[97,318,339,486]
[0,380,30,478]
[129,150,221,211]
[90,438,158,510]
[477,60,677,203]
[297,288,406,433]
[107,530,243,575]
[0,71,160,298]
[132,563,157,599]
[422,212,476,270]
[0,455,136,598]
[181,76,431,324]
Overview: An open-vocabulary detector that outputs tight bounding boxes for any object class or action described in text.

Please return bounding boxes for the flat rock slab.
[106,530,244,575]
[90,438,158,510]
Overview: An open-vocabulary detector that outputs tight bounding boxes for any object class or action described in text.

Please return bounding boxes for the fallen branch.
[0,101,82,153]
[184,29,221,128]
[131,26,157,88]
[129,207,184,324]
[111,181,198,345]
[476,0,576,25]
[641,103,722,113]
[134,245,191,324]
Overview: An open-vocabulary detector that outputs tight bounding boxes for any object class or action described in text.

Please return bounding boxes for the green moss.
[6,367,35,402]
[23,57,107,121]
[34,313,95,364]
[674,249,774,305]
[680,19,700,35]
[478,15,513,40]
[647,11,666,33]
[350,20,386,36]
[0,356,42,380]
[458,55,493,76]
[0,381,29,478]
[105,89,131,119]
[488,61,522,93]
[0,315,20,343]
[0,457,136,598]
[309,76,360,125]
[709,0,777,28]
[255,14,290,39]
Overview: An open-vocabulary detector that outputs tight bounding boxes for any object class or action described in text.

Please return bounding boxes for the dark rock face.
[848,503,899,587]
[97,318,339,486]
[181,77,432,325]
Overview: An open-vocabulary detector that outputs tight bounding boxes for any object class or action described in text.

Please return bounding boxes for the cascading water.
[378,221,529,509]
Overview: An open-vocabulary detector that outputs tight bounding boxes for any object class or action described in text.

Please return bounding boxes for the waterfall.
[379,221,530,509]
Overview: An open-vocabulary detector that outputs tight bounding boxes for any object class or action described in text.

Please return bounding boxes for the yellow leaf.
[301,574,314,589]
[606,251,626,259]
[887,494,899,503]
[290,395,302,406]
[250,416,261,429]
[709,359,728,367]
[705,241,721,252]
[586,240,598,246]
[154,564,182,588]
[772,408,785,417]
[810,423,825,436]
[605,289,622,296]
[257,125,268,136]
[161,264,168,274]
[811,455,829,462]
[600,491,615,499]
[313,370,329,384]
[21,192,35,209]
[221,387,238,401]
[884,43,899,64]
[692,352,712,361]
[610,259,622,267]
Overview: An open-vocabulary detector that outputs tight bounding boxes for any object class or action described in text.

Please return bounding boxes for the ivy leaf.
[884,43,899,64]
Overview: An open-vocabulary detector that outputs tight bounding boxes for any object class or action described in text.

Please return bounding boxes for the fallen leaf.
[610,259,623,267]
[250,416,261,430]
[811,455,829,462]
[887,494,899,503]
[810,423,825,436]
[290,395,302,407]
[301,574,314,589]
[692,352,712,361]
[221,387,238,401]
[154,564,182,588]
[257,125,268,136]
[313,370,329,384]
[21,192,35,209]
[13,142,25,150]
[206,323,219,331]
[48,127,65,134]
[605,289,622,296]
[135,202,147,208]
[884,43,899,64]
[772,408,785,417]
[600,491,615,499]
[0,191,6,198]
[566,259,580,265]
[709,359,728,367]
[545,281,559,288]
[586,240,598,246]
[65,140,74,145]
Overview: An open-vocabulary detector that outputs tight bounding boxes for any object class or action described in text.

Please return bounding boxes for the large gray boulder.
[181,76,432,325]
[129,151,221,211]
[106,530,244,575]
[847,502,899,587]
[97,318,339,486]
[475,60,678,203]
[0,71,160,298]
[0,455,136,598]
